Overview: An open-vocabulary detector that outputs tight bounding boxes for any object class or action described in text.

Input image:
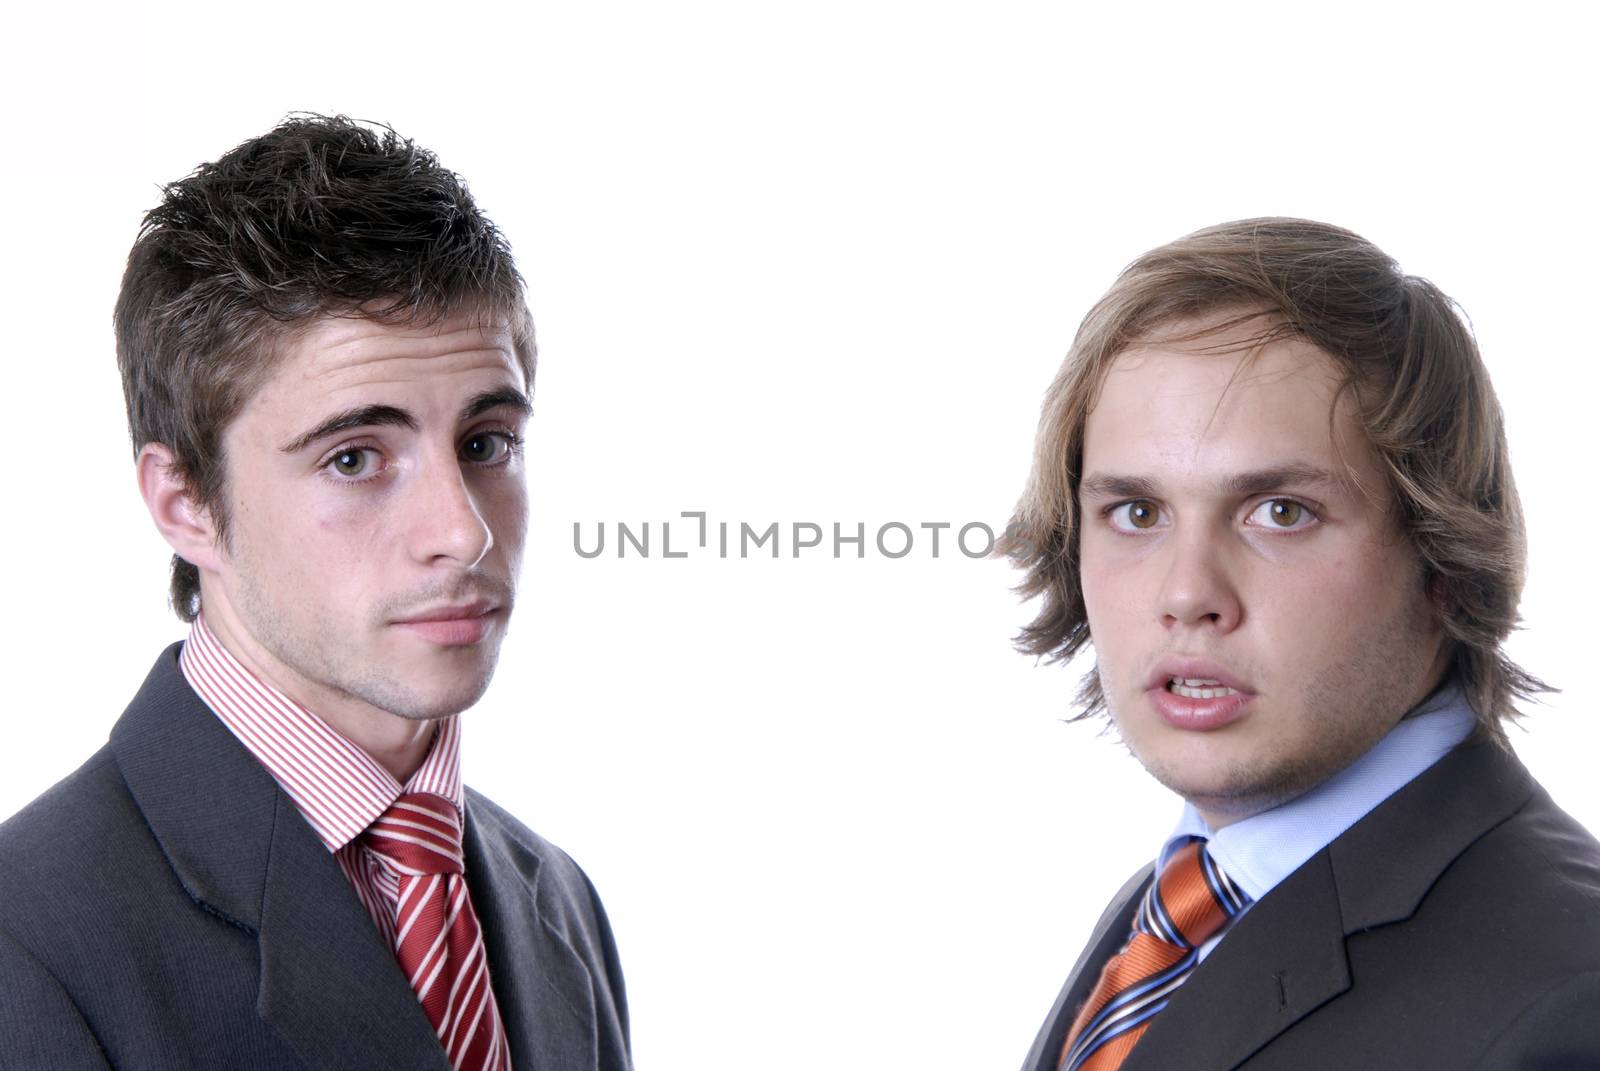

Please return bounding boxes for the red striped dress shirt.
[179,614,511,1030]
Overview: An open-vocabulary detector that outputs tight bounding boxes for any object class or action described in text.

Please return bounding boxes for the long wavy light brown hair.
[1002,217,1547,743]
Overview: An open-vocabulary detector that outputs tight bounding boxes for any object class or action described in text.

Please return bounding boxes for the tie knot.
[362,792,465,876]
[1135,838,1249,950]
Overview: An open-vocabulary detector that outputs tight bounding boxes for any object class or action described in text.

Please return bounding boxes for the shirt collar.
[1163,682,1476,900]
[179,613,465,852]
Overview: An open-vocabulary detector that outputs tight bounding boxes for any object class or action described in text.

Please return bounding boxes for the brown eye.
[1246,497,1315,530]
[1107,498,1166,533]
[1127,500,1159,529]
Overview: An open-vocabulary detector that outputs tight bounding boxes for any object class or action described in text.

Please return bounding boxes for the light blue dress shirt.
[1159,683,1477,961]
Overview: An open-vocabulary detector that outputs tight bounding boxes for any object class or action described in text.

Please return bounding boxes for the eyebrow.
[460,387,533,423]
[1078,465,1342,500]
[279,388,532,455]
[280,404,417,454]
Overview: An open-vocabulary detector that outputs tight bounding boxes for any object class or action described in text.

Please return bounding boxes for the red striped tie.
[363,793,512,1071]
[1057,838,1249,1071]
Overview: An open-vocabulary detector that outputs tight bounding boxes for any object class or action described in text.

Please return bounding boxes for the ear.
[136,443,226,572]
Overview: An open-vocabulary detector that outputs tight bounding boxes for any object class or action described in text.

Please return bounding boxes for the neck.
[1193,662,1459,832]
[199,608,438,784]
[321,707,438,785]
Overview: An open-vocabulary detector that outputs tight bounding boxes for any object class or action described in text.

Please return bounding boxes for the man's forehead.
[1095,319,1345,423]
[295,312,516,361]
[277,312,524,391]
[225,312,528,447]
[1082,325,1377,493]
[1109,317,1336,384]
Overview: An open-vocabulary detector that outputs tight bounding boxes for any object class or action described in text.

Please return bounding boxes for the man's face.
[200,312,530,727]
[1076,314,1446,827]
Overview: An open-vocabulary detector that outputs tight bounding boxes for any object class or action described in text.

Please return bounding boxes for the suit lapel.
[1022,865,1153,1071]
[1119,853,1351,1071]
[112,645,448,1070]
[464,798,599,1071]
[1117,740,1533,1071]
[1327,738,1531,933]
[254,789,451,1070]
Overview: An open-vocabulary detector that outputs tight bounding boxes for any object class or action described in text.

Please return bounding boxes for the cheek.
[1078,540,1111,618]
[1079,540,1141,651]
[264,494,398,587]
[1252,543,1415,659]
[483,481,528,555]
[307,476,409,531]
[276,516,365,583]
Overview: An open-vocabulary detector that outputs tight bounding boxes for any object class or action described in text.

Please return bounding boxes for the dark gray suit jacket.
[0,645,631,1070]
[1021,738,1600,1070]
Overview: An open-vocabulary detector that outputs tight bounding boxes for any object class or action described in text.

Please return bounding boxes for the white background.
[2,3,1596,1068]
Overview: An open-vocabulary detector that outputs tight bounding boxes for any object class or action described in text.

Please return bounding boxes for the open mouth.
[1167,677,1239,700]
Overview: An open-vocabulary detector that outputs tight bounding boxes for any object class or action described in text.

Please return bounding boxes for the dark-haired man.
[1007,219,1600,1070]
[0,117,631,1070]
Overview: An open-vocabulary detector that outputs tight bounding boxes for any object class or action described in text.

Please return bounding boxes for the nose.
[407,453,493,569]
[1156,531,1243,635]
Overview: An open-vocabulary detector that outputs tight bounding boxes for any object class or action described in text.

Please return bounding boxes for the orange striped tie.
[1057,838,1249,1071]
[363,793,512,1071]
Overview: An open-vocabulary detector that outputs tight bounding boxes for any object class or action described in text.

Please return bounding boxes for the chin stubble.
[233,568,512,723]
[1107,579,1441,820]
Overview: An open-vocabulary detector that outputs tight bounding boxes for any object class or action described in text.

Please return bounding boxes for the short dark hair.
[1003,217,1548,742]
[115,114,535,621]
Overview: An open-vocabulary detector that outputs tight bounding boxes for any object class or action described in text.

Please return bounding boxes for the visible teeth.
[1168,679,1237,700]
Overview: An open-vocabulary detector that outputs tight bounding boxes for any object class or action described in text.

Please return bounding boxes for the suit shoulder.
[462,787,627,991]
[461,788,632,1063]
[464,787,572,863]
[1478,780,1600,912]
[1473,971,1600,1069]
[0,746,148,952]
[1429,776,1600,982]
[0,746,127,881]
[463,787,603,902]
